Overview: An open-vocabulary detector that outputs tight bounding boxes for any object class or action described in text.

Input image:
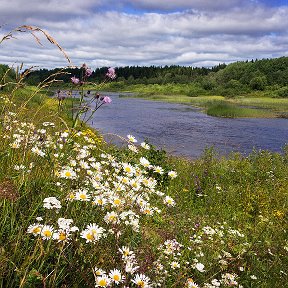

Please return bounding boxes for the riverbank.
[1,86,287,287]
[115,86,288,118]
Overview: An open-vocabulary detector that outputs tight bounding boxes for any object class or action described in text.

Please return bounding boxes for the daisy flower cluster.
[3,113,181,286]
[153,239,184,286]
[147,221,252,287]
[2,112,57,163]
[18,125,177,246]
[27,217,78,242]
[53,134,176,236]
[92,246,152,287]
[187,222,250,288]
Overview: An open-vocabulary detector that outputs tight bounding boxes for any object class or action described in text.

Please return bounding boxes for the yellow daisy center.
[65,171,72,177]
[43,230,52,237]
[109,215,116,221]
[125,167,131,173]
[80,194,87,200]
[113,275,120,281]
[86,233,94,240]
[59,232,66,241]
[137,280,145,287]
[32,227,41,234]
[114,199,121,205]
[98,279,107,286]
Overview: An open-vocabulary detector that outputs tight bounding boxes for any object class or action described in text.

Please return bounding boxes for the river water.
[85,92,288,159]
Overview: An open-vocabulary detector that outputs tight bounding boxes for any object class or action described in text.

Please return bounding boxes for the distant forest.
[1,56,288,97]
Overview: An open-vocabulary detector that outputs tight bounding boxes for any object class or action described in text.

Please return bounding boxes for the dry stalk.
[0,25,72,65]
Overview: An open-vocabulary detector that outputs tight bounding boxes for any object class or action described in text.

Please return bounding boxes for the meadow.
[0,76,288,288]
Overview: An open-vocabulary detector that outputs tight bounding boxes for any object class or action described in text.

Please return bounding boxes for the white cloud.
[123,0,244,11]
[0,0,288,69]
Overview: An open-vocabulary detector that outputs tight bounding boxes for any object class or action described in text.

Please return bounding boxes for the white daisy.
[75,189,90,201]
[41,225,54,240]
[140,142,150,150]
[153,166,164,174]
[27,223,43,236]
[104,211,119,224]
[109,269,124,284]
[95,275,111,287]
[127,134,137,143]
[139,157,150,168]
[168,170,177,178]
[132,273,151,288]
[43,197,62,209]
[128,144,138,153]
[164,196,176,207]
[59,167,77,179]
[80,224,105,243]
[171,261,180,269]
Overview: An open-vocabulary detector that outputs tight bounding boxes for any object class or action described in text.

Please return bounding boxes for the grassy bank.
[206,102,275,118]
[0,86,287,287]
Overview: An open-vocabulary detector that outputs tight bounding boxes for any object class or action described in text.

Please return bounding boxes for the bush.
[276,86,288,98]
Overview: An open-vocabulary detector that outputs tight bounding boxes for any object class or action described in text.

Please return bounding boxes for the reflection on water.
[86,92,288,158]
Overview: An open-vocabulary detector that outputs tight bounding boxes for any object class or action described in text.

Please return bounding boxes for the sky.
[0,0,288,70]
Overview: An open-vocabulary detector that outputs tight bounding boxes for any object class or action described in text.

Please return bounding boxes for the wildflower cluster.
[27,216,78,242]
[153,239,183,286]
[56,65,115,128]
[14,125,177,241]
[4,116,179,285]
[142,221,255,287]
[3,113,56,161]
[93,246,152,287]
[187,222,250,288]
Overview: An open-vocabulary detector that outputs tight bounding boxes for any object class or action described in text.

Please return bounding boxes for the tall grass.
[206,102,274,118]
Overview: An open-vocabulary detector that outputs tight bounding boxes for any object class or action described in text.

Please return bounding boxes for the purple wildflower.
[85,68,93,77]
[71,76,80,85]
[106,67,116,79]
[102,96,112,104]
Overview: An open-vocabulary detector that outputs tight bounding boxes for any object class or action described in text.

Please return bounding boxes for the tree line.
[1,56,288,97]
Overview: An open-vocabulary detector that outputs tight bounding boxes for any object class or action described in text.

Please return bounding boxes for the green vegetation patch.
[206,101,275,118]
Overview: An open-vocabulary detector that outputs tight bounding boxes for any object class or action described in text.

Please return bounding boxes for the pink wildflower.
[102,96,112,104]
[85,68,93,77]
[71,76,80,84]
[106,67,116,79]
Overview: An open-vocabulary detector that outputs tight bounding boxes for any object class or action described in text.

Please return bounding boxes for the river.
[84,92,287,159]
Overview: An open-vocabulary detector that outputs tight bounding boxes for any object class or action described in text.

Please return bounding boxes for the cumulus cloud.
[0,0,288,69]
[0,0,111,28]
[123,0,244,11]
